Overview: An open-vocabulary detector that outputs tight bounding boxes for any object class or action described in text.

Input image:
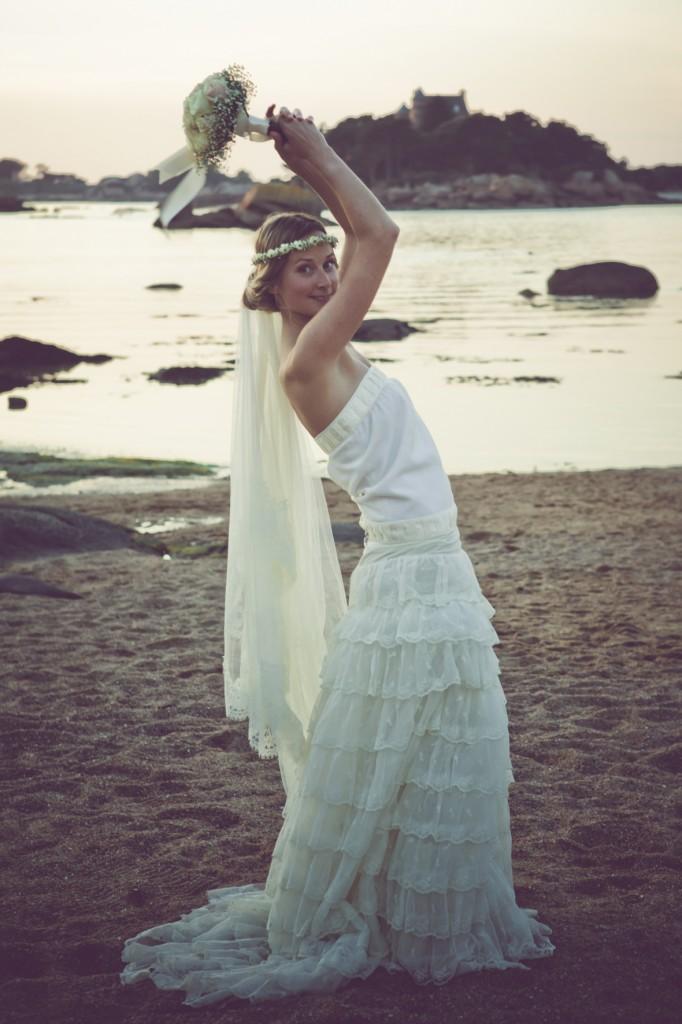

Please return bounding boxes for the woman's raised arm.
[269,107,399,240]
[270,106,399,375]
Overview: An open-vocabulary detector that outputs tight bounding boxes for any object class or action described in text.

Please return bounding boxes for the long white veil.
[223,305,348,800]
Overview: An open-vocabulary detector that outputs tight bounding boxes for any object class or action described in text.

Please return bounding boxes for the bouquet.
[155,63,272,228]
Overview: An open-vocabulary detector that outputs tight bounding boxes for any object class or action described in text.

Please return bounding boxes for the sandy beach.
[1,465,681,1024]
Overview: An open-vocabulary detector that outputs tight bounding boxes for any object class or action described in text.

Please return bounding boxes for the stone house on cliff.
[395,88,470,131]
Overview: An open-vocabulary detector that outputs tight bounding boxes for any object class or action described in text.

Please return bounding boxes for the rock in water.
[352,318,419,341]
[547,261,658,298]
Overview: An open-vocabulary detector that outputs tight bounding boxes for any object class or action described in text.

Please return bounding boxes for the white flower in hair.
[252,234,340,265]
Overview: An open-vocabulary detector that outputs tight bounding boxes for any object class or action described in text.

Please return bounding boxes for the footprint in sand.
[638,706,680,723]
[156,805,240,829]
[556,783,592,799]
[11,796,49,813]
[609,874,646,890]
[63,941,111,976]
[574,874,646,896]
[574,709,625,731]
[1,945,48,980]
[157,780,190,794]
[141,722,178,737]
[568,823,614,847]
[112,783,151,798]
[206,728,253,753]
[39,780,81,796]
[572,877,609,895]
[648,745,682,773]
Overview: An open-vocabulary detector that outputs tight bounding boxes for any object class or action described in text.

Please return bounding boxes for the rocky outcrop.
[153,180,334,230]
[352,318,420,341]
[375,169,664,209]
[0,336,112,393]
[0,197,36,212]
[147,366,229,385]
[152,205,244,229]
[238,181,325,220]
[560,169,651,204]
[547,261,659,298]
[0,505,164,566]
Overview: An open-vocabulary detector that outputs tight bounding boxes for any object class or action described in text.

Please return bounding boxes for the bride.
[120,104,556,1005]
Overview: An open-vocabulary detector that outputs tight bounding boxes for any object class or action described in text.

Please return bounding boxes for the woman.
[120,105,556,1005]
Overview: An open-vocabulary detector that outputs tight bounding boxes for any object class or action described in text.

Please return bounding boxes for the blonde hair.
[242,211,329,313]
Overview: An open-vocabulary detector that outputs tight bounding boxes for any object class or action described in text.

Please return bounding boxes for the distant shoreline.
[1,446,681,500]
[3,180,682,214]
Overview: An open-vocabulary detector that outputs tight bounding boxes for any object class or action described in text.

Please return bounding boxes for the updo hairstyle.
[242,211,328,313]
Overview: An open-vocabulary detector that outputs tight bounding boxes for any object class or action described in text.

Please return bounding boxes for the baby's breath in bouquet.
[182,64,264,172]
[155,63,271,228]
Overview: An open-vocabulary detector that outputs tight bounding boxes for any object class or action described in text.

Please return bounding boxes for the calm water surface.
[1,201,680,490]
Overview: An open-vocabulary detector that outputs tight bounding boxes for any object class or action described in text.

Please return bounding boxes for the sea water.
[1,200,680,482]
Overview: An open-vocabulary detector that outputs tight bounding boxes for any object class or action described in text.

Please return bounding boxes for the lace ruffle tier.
[120,521,555,1004]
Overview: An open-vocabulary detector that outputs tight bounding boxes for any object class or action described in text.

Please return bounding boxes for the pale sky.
[1,0,680,184]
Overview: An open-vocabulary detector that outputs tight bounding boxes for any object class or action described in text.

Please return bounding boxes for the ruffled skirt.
[119,504,556,1005]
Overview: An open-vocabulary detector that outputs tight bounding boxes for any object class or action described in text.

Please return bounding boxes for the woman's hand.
[266,104,330,175]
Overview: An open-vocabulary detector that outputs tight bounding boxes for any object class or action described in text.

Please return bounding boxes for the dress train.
[120,505,555,1005]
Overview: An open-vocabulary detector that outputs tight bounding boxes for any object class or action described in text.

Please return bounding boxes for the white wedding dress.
[120,364,556,1005]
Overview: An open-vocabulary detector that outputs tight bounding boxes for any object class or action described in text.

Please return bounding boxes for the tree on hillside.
[324,108,625,185]
[0,159,27,181]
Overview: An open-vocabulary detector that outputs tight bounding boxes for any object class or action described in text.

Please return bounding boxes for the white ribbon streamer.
[153,110,272,229]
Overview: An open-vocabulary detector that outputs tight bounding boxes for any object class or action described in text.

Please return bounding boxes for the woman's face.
[273,241,339,320]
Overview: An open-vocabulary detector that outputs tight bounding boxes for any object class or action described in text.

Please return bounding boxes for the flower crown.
[252,233,339,265]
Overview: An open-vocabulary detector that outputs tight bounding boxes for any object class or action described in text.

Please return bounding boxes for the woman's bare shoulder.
[280,349,371,437]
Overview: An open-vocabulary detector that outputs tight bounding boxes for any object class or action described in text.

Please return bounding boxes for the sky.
[1,0,681,184]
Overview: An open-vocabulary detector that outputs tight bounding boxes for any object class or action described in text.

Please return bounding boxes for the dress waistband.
[358,503,459,545]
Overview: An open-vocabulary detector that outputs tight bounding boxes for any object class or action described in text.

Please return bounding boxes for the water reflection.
[1,201,681,478]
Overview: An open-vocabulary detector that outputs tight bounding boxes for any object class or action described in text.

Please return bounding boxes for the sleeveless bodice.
[313,364,455,532]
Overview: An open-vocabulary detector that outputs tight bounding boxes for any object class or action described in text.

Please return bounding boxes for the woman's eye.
[299,262,337,273]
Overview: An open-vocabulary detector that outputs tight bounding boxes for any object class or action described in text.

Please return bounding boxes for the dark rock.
[0,197,35,213]
[0,505,167,565]
[519,288,540,299]
[0,572,82,598]
[547,261,659,298]
[0,335,113,393]
[514,375,560,383]
[153,178,340,230]
[153,203,254,230]
[8,396,27,410]
[446,374,560,386]
[147,366,227,385]
[146,282,182,290]
[331,522,365,544]
[238,182,325,218]
[126,886,148,907]
[352,318,419,341]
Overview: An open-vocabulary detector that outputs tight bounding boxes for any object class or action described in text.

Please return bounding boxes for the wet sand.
[1,466,681,1024]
